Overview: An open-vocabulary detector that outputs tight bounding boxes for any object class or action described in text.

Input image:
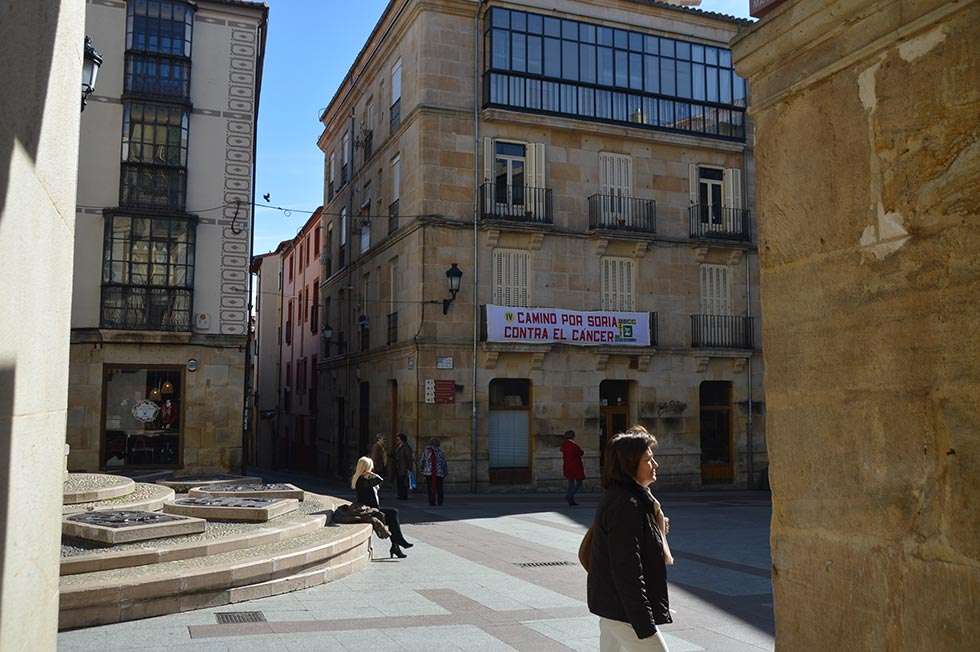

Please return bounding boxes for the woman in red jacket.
[561,429,585,506]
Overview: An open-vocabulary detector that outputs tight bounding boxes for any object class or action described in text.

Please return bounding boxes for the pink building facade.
[277,208,323,471]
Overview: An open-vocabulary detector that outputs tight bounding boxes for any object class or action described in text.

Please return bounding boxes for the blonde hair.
[350,456,374,489]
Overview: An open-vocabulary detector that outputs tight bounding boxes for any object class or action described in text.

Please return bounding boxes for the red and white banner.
[486,305,650,347]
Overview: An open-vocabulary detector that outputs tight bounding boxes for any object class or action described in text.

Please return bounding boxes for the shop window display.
[103,366,182,468]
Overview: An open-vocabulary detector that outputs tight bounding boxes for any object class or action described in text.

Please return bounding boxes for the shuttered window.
[492,248,530,307]
[601,257,635,311]
[699,264,732,315]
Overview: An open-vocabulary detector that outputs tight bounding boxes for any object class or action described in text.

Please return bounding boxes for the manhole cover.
[215,611,266,624]
[515,561,574,568]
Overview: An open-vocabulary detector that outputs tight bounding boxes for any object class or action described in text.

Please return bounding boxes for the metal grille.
[215,612,266,624]
[515,561,574,568]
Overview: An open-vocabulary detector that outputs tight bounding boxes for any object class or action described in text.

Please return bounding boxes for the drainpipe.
[470,2,484,494]
[743,145,754,490]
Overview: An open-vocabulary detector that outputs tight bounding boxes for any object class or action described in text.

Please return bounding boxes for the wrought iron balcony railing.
[691,314,753,349]
[588,194,656,233]
[100,285,192,331]
[479,183,553,224]
[689,205,751,241]
[120,163,186,210]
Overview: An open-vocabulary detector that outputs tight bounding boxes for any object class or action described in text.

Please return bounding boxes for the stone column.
[0,1,85,648]
[731,0,979,649]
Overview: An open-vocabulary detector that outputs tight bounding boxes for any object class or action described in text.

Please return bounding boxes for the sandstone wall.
[732,0,979,648]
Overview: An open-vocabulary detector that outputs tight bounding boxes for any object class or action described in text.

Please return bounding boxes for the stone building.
[316,0,766,490]
[66,0,268,474]
[732,0,979,648]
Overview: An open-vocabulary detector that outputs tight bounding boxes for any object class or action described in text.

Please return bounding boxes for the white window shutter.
[601,257,634,311]
[689,163,698,206]
[623,259,634,310]
[730,168,743,209]
[493,249,529,307]
[532,143,546,189]
[700,264,731,315]
[723,168,734,210]
[483,137,494,182]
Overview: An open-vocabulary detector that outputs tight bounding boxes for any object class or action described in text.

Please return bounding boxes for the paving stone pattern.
[58,485,775,651]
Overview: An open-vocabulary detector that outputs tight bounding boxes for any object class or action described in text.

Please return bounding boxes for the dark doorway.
[599,380,630,469]
[700,381,733,483]
[488,378,531,484]
[358,382,370,457]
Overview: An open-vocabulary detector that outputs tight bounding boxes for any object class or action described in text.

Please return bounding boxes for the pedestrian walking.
[370,433,387,482]
[350,456,414,559]
[419,438,447,506]
[586,427,673,651]
[561,429,585,506]
[391,432,415,500]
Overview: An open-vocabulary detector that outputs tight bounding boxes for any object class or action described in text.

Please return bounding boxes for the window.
[359,218,371,254]
[124,53,190,99]
[493,141,527,208]
[341,132,351,184]
[388,155,401,235]
[328,152,336,200]
[120,103,189,209]
[126,0,194,57]
[697,166,724,224]
[484,6,746,141]
[285,300,293,344]
[287,254,293,282]
[339,208,348,268]
[390,58,402,131]
[699,264,732,315]
[597,152,632,223]
[488,378,531,483]
[310,280,319,333]
[102,366,182,468]
[601,257,635,311]
[314,226,321,257]
[492,248,530,307]
[101,215,195,331]
[325,225,333,276]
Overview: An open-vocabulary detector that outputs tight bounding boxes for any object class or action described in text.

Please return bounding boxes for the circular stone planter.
[63,474,136,505]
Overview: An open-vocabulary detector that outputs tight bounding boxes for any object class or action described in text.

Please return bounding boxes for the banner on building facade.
[485,305,651,347]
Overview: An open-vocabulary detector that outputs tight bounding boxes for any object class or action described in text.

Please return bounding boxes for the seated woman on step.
[351,456,414,559]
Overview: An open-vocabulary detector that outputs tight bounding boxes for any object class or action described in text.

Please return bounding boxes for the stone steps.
[62,482,174,516]
[58,505,372,629]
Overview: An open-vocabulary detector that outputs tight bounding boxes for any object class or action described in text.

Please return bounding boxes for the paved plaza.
[58,479,774,651]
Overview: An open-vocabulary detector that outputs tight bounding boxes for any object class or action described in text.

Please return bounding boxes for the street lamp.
[443,263,463,315]
[81,36,103,112]
[320,323,334,340]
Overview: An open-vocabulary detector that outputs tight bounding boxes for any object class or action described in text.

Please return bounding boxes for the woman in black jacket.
[587,428,672,651]
[351,456,414,558]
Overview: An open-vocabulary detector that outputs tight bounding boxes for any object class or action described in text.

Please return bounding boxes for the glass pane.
[692,44,705,63]
[615,50,628,87]
[492,29,509,69]
[511,11,526,32]
[629,95,642,123]
[509,76,525,107]
[598,26,613,47]
[562,19,577,40]
[527,35,542,74]
[719,49,732,68]
[644,35,658,54]
[598,47,614,85]
[542,81,558,111]
[527,79,541,109]
[527,13,542,34]
[580,44,596,83]
[705,47,718,66]
[578,87,594,116]
[580,24,596,43]
[560,83,576,113]
[491,7,508,28]
[489,73,507,103]
[676,41,691,60]
[661,38,675,58]
[660,57,675,96]
[629,32,643,51]
[720,69,732,103]
[659,99,674,127]
[562,41,578,80]
[613,92,627,122]
[644,55,659,92]
[643,97,657,125]
[614,29,627,49]
[707,66,718,101]
[596,90,612,119]
[544,17,560,37]
[693,63,705,100]
[629,52,642,90]
[733,74,747,106]
[677,60,692,98]
[511,33,526,72]
[102,367,181,467]
[544,37,560,77]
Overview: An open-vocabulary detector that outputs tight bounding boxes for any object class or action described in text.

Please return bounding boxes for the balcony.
[689,205,751,242]
[387,312,398,345]
[479,183,553,224]
[691,314,754,349]
[120,164,186,210]
[100,285,192,331]
[390,99,401,132]
[388,199,399,236]
[588,194,656,233]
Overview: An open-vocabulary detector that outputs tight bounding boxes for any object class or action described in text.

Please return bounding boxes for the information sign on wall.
[485,305,651,347]
[434,380,455,404]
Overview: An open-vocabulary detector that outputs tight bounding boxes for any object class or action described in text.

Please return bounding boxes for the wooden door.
[599,405,629,469]
[700,381,733,483]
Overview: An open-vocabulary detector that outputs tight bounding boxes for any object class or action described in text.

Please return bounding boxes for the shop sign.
[485,305,651,347]
[436,356,454,369]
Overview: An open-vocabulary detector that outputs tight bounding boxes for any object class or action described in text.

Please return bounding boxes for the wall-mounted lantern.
[443,263,463,315]
[81,36,103,112]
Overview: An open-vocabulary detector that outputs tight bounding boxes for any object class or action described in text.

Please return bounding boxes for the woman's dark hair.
[601,425,657,489]
[398,433,408,444]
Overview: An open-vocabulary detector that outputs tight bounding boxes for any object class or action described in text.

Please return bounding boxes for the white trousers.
[599,617,670,652]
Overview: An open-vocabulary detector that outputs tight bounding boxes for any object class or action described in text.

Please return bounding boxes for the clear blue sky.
[252,0,751,255]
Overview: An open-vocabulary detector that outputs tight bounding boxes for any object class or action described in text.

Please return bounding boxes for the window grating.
[122,103,189,168]
[101,215,195,331]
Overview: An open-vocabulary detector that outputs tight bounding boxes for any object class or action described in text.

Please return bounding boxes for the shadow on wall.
[0,366,15,621]
[0,0,61,223]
